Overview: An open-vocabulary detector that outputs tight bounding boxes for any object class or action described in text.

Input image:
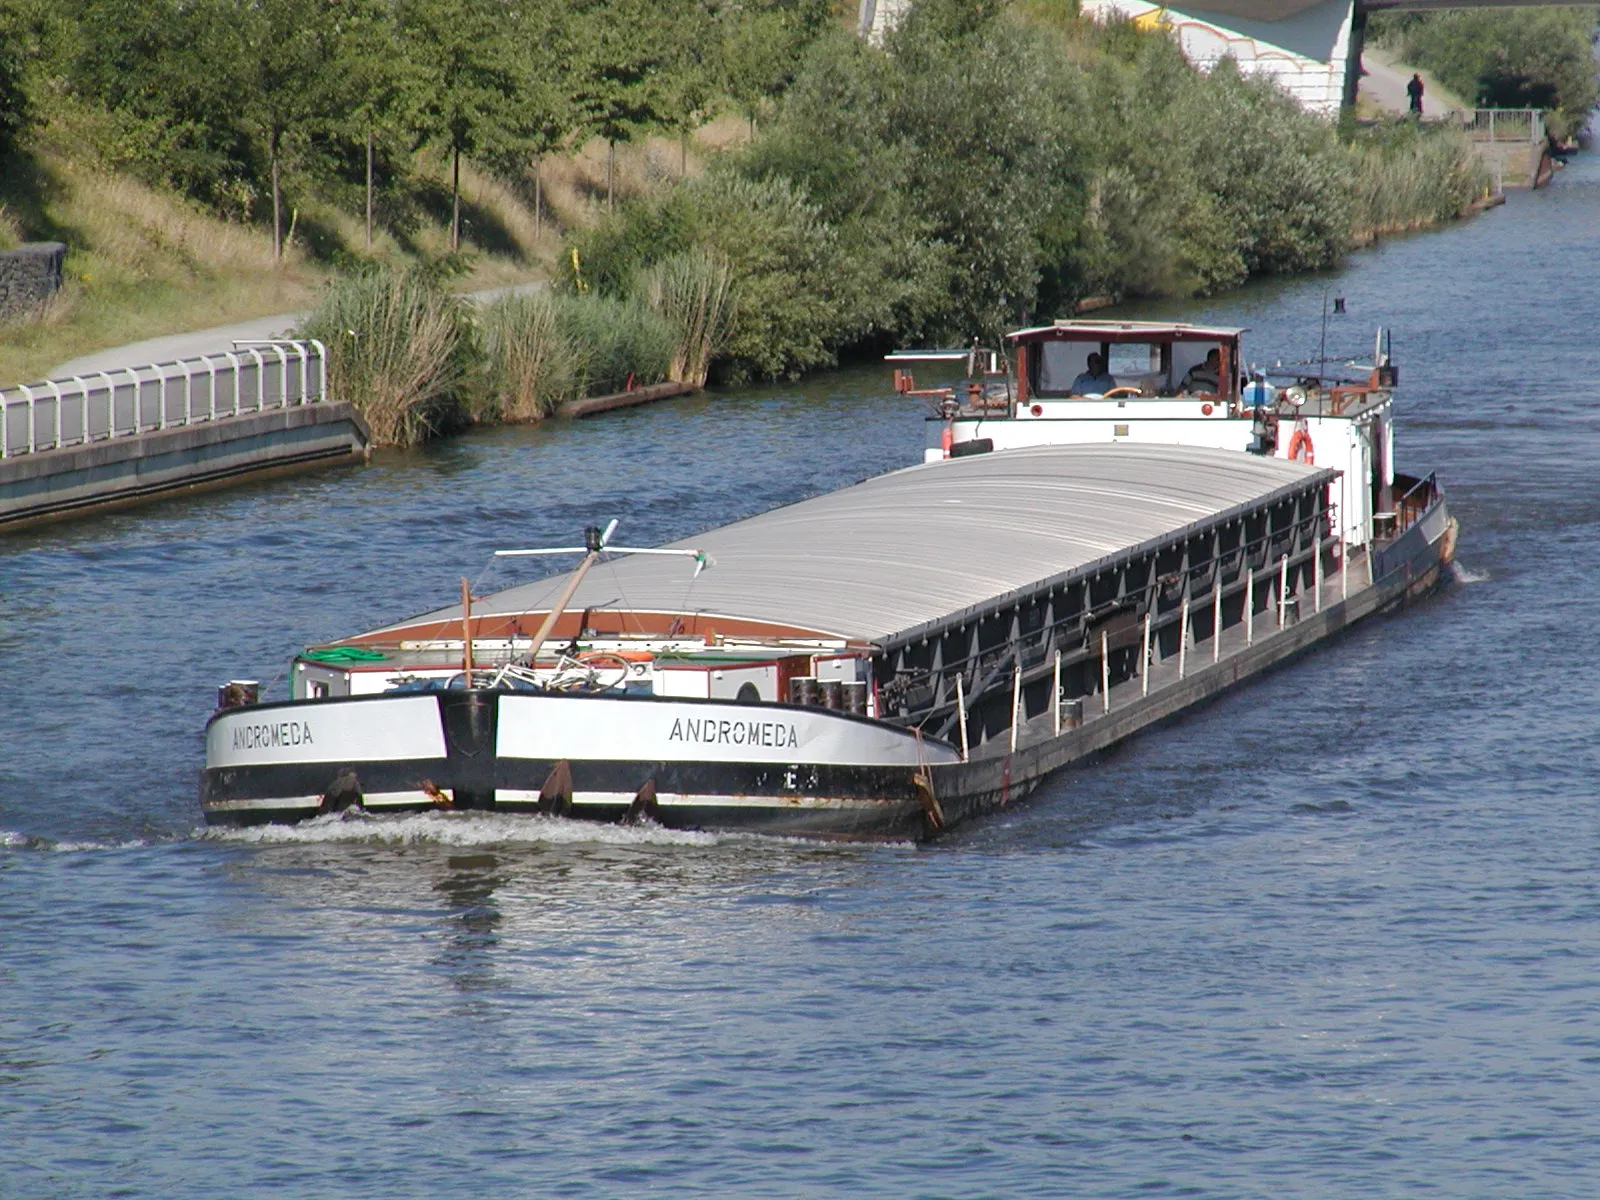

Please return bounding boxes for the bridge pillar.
[1081,1,1361,116]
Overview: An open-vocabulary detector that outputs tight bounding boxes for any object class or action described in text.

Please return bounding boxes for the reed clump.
[479,292,576,421]
[551,293,675,398]
[298,268,473,446]
[1346,121,1490,240]
[638,247,735,387]
[475,290,677,424]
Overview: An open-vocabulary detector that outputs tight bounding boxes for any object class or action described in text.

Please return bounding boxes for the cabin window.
[1034,341,1169,396]
[1036,342,1095,395]
[1107,343,1160,377]
[309,681,329,699]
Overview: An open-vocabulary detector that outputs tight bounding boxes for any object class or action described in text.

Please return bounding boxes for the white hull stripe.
[205,790,904,814]
[496,789,900,811]
[203,791,434,813]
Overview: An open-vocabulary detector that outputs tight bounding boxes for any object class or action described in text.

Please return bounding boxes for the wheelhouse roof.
[1010,320,1247,343]
[373,444,1330,651]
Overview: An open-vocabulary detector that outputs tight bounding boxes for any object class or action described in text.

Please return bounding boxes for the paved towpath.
[49,280,546,379]
[1358,46,1468,119]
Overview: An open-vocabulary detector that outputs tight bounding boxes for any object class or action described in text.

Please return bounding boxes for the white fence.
[1459,108,1545,144]
[1,340,327,459]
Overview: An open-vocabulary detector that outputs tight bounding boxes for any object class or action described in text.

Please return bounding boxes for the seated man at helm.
[1179,348,1222,395]
[1068,352,1117,396]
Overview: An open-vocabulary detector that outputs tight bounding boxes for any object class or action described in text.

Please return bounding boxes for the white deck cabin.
[898,319,1401,552]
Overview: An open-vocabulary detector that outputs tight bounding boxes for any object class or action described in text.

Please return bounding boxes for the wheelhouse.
[1015,321,1245,403]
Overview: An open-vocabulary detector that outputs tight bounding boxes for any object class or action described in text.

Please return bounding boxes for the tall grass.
[298,268,473,446]
[553,294,675,397]
[479,292,576,421]
[477,290,679,423]
[638,248,735,386]
[1346,122,1489,240]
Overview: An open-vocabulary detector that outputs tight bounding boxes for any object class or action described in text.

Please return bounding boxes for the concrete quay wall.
[0,401,370,530]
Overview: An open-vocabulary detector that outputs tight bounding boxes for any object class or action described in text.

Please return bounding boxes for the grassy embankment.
[0,105,751,389]
[3,3,1513,444]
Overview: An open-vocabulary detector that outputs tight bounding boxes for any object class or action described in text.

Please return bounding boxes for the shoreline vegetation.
[560,3,1506,388]
[1,1,1592,444]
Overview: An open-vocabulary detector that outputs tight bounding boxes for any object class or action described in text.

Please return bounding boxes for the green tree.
[0,0,69,154]
[401,0,522,250]
[332,0,426,250]
[721,0,831,137]
[880,0,1077,337]
[62,0,248,206]
[659,3,719,175]
[225,0,346,261]
[495,2,577,240]
[568,0,684,210]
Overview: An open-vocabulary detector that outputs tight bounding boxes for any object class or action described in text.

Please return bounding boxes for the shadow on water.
[433,853,506,995]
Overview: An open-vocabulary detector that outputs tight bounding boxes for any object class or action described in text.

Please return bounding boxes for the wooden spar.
[523,546,605,664]
[461,578,473,679]
[494,522,708,666]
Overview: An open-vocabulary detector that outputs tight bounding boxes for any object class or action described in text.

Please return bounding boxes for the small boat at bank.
[202,320,1455,839]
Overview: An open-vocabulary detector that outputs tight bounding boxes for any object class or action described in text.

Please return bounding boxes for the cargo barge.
[203,429,1454,837]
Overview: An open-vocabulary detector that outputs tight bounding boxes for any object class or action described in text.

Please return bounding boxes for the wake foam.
[1449,562,1490,585]
[202,810,727,849]
[0,829,159,853]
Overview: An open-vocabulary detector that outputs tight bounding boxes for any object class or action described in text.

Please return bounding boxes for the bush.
[567,172,845,380]
[297,267,473,446]
[561,4,1505,384]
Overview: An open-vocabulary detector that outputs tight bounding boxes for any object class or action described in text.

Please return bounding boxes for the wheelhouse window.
[1034,340,1169,397]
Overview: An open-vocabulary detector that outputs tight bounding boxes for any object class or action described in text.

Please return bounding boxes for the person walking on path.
[1407,73,1425,116]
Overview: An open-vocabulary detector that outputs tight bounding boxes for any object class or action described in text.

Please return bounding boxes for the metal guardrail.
[1459,108,1545,144]
[0,340,327,458]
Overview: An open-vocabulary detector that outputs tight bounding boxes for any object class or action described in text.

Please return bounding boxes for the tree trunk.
[452,146,461,252]
[607,140,615,213]
[534,155,542,241]
[680,129,688,177]
[271,136,282,263]
[365,128,374,251]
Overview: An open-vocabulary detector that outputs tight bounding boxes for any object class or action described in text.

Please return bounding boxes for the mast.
[494,521,708,668]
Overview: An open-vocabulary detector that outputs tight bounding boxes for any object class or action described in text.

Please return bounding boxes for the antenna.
[1318,291,1345,377]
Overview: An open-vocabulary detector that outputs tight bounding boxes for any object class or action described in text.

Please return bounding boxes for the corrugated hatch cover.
[384,444,1333,648]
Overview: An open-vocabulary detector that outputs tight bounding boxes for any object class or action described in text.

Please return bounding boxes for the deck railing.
[0,339,327,459]
[1458,108,1545,144]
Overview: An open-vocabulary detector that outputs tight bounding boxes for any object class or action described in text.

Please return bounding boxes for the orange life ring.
[1287,427,1314,464]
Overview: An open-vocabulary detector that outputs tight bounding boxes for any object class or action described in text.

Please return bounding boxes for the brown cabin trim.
[339,609,846,649]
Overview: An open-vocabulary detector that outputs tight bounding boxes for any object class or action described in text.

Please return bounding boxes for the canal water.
[4,154,1599,1198]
